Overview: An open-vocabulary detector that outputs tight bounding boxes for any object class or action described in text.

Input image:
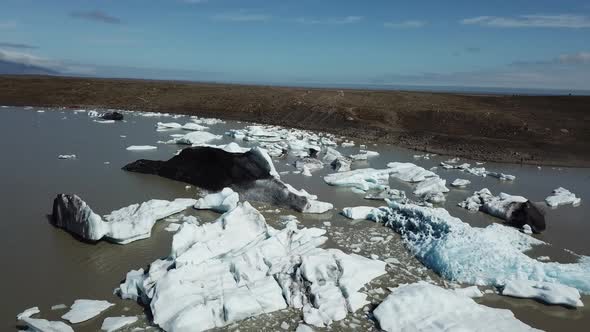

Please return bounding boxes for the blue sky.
[1,0,589,89]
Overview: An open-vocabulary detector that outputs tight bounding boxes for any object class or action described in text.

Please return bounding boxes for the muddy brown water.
[1,106,589,331]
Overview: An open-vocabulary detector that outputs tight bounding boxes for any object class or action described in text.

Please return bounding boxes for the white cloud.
[460,14,590,28]
[211,13,271,22]
[384,20,427,28]
[295,16,363,25]
[558,52,590,64]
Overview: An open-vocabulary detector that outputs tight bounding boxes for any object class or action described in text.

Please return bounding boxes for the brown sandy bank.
[1,75,588,166]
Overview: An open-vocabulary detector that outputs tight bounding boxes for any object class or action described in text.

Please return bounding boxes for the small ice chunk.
[58,154,77,160]
[21,318,73,332]
[522,225,533,234]
[165,223,181,232]
[51,304,68,310]
[374,282,538,332]
[101,316,138,332]
[452,286,483,298]
[169,131,222,145]
[194,188,239,213]
[126,145,157,151]
[296,324,315,332]
[502,280,583,307]
[451,179,471,187]
[280,322,290,330]
[62,299,114,324]
[156,122,182,130]
[545,187,581,207]
[94,120,115,124]
[181,122,209,131]
[342,206,377,220]
[17,307,40,320]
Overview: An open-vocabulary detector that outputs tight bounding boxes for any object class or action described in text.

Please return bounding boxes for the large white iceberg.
[51,194,196,244]
[61,299,114,324]
[545,187,581,207]
[502,280,583,308]
[117,202,386,331]
[370,201,590,294]
[373,282,539,332]
[194,187,239,213]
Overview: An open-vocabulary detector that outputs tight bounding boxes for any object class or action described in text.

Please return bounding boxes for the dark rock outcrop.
[102,111,124,121]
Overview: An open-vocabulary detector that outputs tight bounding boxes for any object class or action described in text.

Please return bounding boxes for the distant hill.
[0,59,57,75]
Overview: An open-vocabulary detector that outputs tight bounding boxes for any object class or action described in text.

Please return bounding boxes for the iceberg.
[20,318,73,332]
[126,145,157,151]
[117,203,385,331]
[124,145,332,213]
[62,299,114,324]
[181,122,209,131]
[156,122,182,130]
[101,316,138,332]
[386,162,437,182]
[458,189,545,233]
[413,177,449,201]
[502,280,583,308]
[373,282,539,332]
[51,194,196,244]
[545,187,581,207]
[452,286,483,298]
[58,154,77,160]
[294,158,324,173]
[440,162,516,181]
[370,201,590,293]
[365,188,406,201]
[194,187,239,213]
[324,168,392,192]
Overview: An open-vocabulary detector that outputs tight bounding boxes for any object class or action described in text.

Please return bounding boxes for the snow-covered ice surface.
[502,280,583,307]
[167,131,222,145]
[20,317,74,332]
[117,202,386,331]
[61,299,114,324]
[369,201,590,294]
[373,282,539,332]
[101,316,138,331]
[452,285,483,298]
[194,187,239,213]
[545,187,581,207]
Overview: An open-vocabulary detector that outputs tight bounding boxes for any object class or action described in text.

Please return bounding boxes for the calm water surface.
[1,107,588,331]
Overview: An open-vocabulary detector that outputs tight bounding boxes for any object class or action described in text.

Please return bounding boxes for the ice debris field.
[14,107,587,332]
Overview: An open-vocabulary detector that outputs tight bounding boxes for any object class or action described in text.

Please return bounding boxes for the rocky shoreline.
[1,75,589,167]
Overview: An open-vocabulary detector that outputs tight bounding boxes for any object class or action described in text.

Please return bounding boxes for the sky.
[1,0,589,90]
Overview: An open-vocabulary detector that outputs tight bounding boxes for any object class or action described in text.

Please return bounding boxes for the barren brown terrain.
[1,75,588,166]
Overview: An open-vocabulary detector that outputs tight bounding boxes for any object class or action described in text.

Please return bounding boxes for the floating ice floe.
[440,162,516,181]
[373,282,539,332]
[324,168,392,192]
[156,122,182,130]
[451,178,471,187]
[413,177,449,203]
[126,145,157,151]
[190,116,226,125]
[20,318,73,332]
[94,120,116,124]
[51,304,68,311]
[369,201,590,293]
[502,280,583,308]
[181,122,209,131]
[323,148,351,172]
[342,206,378,220]
[16,307,40,320]
[58,154,77,160]
[117,202,386,331]
[296,324,315,332]
[349,150,379,161]
[294,158,324,174]
[51,194,196,244]
[545,187,581,207]
[386,162,437,182]
[194,187,239,213]
[62,299,114,324]
[101,316,138,332]
[165,223,181,233]
[167,131,222,145]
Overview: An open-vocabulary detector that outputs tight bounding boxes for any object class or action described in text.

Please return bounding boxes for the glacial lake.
[1,106,589,331]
